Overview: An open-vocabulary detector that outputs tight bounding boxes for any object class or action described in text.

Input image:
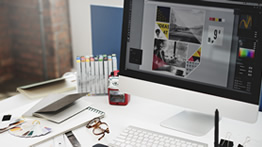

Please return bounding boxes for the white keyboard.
[109,126,208,147]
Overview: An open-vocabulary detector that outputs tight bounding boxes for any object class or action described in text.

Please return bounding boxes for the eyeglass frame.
[86,117,110,141]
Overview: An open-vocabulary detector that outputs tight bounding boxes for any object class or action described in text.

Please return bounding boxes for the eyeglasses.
[86,117,110,141]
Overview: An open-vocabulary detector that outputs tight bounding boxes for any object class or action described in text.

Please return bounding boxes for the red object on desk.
[108,88,130,105]
[108,70,130,105]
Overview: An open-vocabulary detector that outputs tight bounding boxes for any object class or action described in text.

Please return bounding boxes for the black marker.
[214,109,219,147]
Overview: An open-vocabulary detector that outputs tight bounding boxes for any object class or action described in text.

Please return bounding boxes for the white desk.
[0,93,262,147]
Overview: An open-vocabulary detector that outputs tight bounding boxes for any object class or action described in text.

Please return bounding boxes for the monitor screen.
[120,0,262,106]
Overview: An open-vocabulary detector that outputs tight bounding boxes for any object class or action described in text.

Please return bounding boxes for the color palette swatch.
[0,119,25,133]
[239,48,255,58]
[209,17,225,22]
[9,120,51,138]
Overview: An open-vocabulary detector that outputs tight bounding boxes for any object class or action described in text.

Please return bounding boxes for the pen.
[215,109,219,147]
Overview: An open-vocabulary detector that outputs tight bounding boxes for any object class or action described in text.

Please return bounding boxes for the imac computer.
[118,0,262,136]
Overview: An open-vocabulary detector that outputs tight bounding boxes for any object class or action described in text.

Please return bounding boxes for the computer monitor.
[119,0,262,136]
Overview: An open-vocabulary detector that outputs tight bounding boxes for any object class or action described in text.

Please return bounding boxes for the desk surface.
[0,93,262,147]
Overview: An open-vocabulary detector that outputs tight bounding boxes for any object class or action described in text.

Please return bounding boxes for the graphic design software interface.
[125,0,260,99]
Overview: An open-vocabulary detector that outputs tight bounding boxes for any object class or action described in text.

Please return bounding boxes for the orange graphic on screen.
[239,15,252,29]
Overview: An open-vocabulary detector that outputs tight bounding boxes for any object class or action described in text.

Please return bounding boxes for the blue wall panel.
[91,5,123,69]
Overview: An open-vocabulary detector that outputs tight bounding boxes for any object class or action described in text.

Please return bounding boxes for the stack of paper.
[17,76,76,99]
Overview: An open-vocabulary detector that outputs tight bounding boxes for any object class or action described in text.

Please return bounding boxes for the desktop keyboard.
[108,126,208,147]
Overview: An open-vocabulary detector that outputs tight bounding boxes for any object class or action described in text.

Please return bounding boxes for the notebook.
[23,93,92,124]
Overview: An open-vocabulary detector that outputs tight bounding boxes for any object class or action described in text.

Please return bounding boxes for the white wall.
[68,0,124,68]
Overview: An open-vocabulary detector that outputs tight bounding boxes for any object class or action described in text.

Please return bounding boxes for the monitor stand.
[160,110,215,136]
